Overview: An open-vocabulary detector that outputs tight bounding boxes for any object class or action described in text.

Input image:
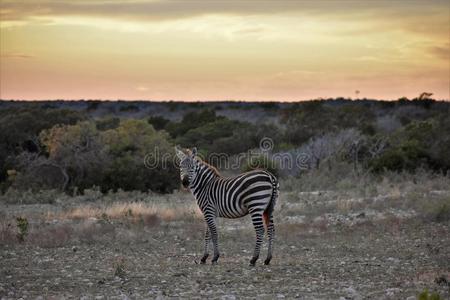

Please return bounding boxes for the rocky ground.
[1,190,449,299]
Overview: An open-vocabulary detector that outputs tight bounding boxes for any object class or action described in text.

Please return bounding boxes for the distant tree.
[0,108,86,186]
[367,119,450,173]
[87,101,102,111]
[299,129,364,170]
[166,109,221,138]
[96,117,120,131]
[418,92,433,100]
[40,121,105,191]
[148,116,171,130]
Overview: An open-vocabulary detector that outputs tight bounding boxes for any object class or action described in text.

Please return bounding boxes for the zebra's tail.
[263,172,279,228]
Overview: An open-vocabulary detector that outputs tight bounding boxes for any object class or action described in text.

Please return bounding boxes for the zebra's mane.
[196,157,221,177]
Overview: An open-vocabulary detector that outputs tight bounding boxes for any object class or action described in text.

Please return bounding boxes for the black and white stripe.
[176,146,279,266]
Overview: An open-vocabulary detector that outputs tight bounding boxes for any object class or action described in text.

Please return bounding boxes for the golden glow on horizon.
[0,0,449,101]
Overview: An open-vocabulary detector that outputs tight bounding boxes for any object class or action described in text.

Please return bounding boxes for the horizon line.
[1,98,449,103]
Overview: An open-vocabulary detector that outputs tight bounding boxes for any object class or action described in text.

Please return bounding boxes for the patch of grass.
[418,289,443,300]
[47,201,202,224]
[0,189,65,204]
[428,202,450,223]
[28,223,73,248]
[418,196,450,223]
[16,217,29,242]
[0,221,15,245]
[113,256,126,279]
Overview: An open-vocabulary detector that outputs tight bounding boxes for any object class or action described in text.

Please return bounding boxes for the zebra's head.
[175,146,198,188]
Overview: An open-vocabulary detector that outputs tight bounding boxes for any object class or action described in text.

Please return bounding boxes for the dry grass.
[1,170,449,249]
[46,201,203,223]
[0,221,16,245]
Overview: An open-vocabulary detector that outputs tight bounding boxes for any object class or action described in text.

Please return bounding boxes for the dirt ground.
[1,191,449,299]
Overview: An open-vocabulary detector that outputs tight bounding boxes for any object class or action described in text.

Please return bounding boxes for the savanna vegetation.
[1,97,449,196]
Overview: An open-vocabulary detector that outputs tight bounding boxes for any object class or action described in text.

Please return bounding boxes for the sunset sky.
[0,0,449,101]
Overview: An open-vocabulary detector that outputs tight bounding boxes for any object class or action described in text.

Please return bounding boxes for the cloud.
[1,0,447,44]
[0,53,34,59]
[428,44,450,60]
[1,0,448,23]
[136,85,149,92]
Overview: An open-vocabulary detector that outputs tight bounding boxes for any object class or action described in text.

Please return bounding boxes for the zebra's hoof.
[249,257,258,266]
[264,256,272,265]
[200,254,209,264]
[211,254,220,265]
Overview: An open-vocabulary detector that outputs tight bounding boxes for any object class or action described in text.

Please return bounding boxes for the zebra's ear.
[174,145,186,161]
[191,147,197,157]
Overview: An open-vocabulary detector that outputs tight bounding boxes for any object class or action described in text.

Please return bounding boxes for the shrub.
[16,217,29,242]
[113,256,127,279]
[418,289,442,300]
[96,117,120,131]
[422,200,450,223]
[434,203,450,222]
[148,116,171,130]
[166,109,221,138]
[12,119,178,194]
[0,189,64,204]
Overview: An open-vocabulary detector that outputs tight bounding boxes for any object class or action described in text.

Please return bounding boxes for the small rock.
[343,287,362,300]
[155,291,164,300]
[435,275,448,286]
[387,257,400,263]
[356,212,366,218]
[385,288,402,296]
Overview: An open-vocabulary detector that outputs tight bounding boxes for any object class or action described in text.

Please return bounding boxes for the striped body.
[176,147,278,266]
[192,165,275,219]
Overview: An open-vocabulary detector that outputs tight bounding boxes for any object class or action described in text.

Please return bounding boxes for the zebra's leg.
[200,225,210,264]
[249,211,265,266]
[205,215,220,264]
[264,214,274,265]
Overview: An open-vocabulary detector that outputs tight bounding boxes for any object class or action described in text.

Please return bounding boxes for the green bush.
[0,107,86,184]
[16,217,29,242]
[101,119,178,193]
[166,109,220,138]
[369,140,429,172]
[148,116,171,130]
[368,119,450,173]
[96,117,120,131]
[11,119,178,194]
[418,289,442,300]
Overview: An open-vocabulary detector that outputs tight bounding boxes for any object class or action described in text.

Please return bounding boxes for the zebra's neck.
[190,160,220,198]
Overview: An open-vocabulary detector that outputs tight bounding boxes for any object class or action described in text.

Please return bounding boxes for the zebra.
[175,146,279,266]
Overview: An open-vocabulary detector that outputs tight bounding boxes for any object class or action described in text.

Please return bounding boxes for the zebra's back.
[210,170,276,219]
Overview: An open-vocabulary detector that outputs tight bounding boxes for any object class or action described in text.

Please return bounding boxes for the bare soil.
[1,194,449,299]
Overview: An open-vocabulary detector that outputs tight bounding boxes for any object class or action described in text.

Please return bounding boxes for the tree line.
[0,98,449,194]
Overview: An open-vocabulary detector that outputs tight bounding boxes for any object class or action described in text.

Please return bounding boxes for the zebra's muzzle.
[181,176,190,188]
